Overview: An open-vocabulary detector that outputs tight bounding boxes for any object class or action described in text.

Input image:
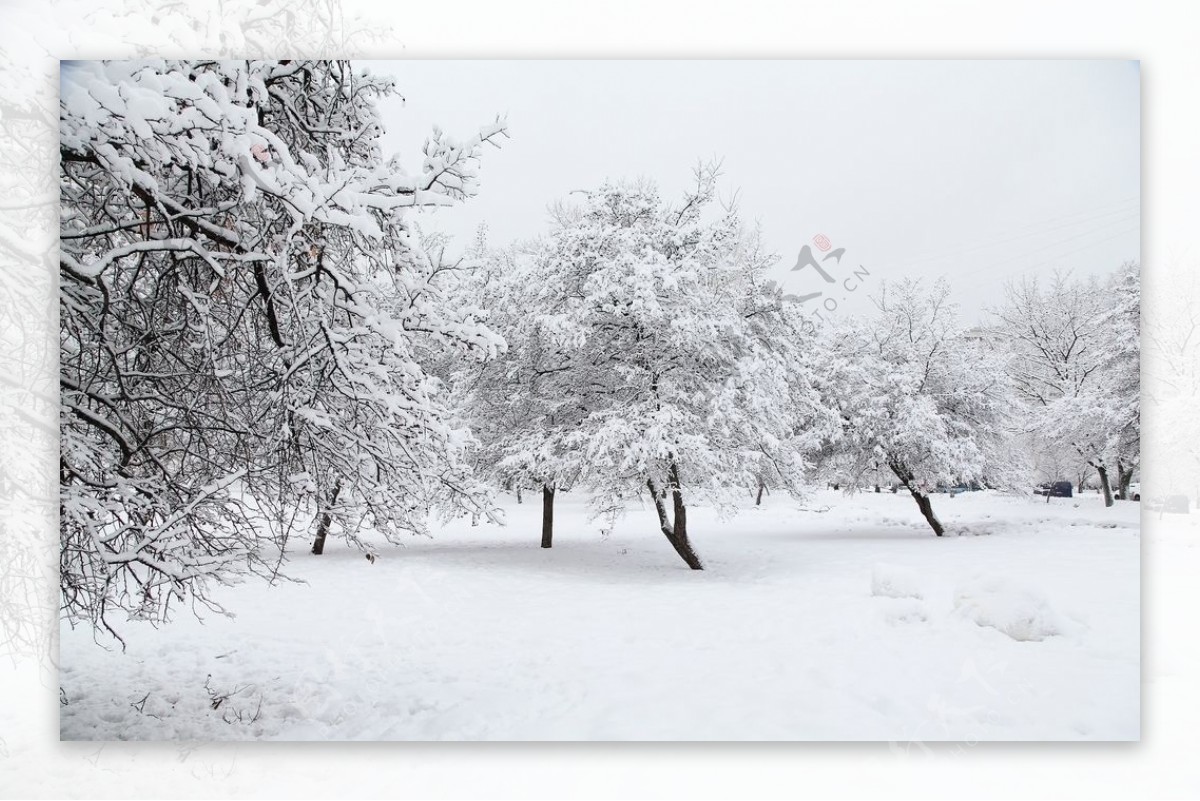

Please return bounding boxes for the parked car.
[1113,482,1142,501]
[1034,481,1073,498]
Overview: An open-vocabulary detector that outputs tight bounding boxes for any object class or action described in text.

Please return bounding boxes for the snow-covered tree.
[820,279,1024,535]
[477,168,825,568]
[1103,261,1141,497]
[1021,432,1094,490]
[59,60,506,635]
[449,238,586,548]
[990,266,1139,507]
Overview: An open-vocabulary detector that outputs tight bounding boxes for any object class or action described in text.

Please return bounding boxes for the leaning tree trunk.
[541,483,555,549]
[310,479,342,555]
[1095,463,1114,507]
[755,478,766,506]
[647,463,704,570]
[889,462,945,536]
[910,488,945,536]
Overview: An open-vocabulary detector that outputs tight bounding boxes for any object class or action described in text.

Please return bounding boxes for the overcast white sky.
[372,60,1139,320]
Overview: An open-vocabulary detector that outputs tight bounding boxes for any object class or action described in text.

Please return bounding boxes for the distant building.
[962,326,992,347]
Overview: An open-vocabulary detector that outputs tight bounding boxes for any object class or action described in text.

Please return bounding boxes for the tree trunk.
[516,486,522,504]
[648,477,672,533]
[911,488,945,536]
[1116,460,1134,500]
[889,462,944,536]
[647,465,704,570]
[310,479,342,555]
[667,462,703,569]
[541,484,555,548]
[755,478,765,506]
[1096,463,1114,507]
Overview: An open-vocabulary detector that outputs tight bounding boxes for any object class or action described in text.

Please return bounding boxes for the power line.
[957,222,1139,283]
[885,198,1139,270]
[888,210,1137,281]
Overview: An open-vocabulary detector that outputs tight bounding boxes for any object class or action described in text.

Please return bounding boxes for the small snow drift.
[870,563,924,600]
[879,597,928,625]
[953,575,1065,642]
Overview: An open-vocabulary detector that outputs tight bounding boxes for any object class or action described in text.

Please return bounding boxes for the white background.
[1,1,1196,798]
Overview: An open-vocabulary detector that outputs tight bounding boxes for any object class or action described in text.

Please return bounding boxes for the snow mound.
[953,575,1065,642]
[870,563,924,600]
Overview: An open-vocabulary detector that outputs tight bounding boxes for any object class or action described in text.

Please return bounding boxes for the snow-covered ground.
[59,488,1139,741]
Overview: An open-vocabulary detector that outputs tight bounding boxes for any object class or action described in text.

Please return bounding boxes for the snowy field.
[59,489,1139,742]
